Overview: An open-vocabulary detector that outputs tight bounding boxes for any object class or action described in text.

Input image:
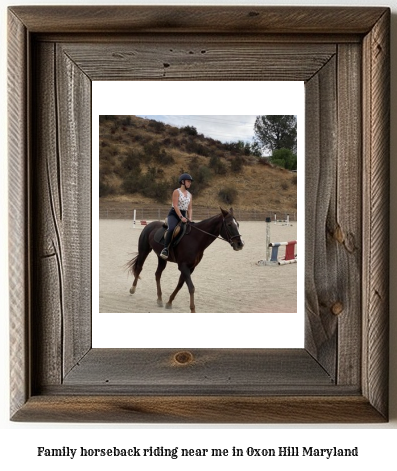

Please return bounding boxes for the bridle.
[188,216,242,247]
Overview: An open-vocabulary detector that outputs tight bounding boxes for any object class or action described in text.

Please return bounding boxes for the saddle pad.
[153,225,167,244]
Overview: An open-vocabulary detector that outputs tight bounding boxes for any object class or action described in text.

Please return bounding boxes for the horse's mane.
[194,212,223,226]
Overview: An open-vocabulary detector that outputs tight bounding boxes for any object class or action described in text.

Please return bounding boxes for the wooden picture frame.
[8,6,390,423]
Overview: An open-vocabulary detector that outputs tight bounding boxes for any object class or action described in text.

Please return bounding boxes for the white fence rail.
[99,205,297,222]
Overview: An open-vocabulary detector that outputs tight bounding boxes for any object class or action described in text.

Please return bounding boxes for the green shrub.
[186,165,212,196]
[231,156,244,173]
[144,141,160,159]
[271,148,297,170]
[148,120,165,133]
[122,173,142,194]
[123,150,143,171]
[121,116,132,126]
[149,180,172,203]
[186,140,209,156]
[196,165,212,185]
[182,125,198,136]
[122,167,172,203]
[155,149,174,165]
[218,187,238,205]
[99,180,115,197]
[209,155,227,175]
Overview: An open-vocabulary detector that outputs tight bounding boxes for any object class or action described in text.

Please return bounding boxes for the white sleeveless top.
[173,188,191,211]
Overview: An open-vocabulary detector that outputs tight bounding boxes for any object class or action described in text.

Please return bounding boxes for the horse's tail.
[125,224,153,279]
[125,254,140,278]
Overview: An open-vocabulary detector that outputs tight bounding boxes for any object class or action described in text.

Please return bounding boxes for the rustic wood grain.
[8,9,30,419]
[8,6,390,423]
[11,396,385,424]
[304,56,338,377]
[56,44,92,376]
[362,9,390,419]
[32,41,63,387]
[59,42,336,82]
[62,349,333,391]
[31,42,92,387]
[9,6,387,34]
[335,44,363,386]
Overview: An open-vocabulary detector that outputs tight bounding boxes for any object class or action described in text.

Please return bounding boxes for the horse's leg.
[181,265,196,313]
[129,244,152,294]
[155,256,167,307]
[130,261,141,294]
[130,277,139,294]
[165,274,185,310]
[166,264,196,313]
[130,264,142,294]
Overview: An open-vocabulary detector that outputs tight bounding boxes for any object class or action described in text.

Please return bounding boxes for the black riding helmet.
[179,173,193,185]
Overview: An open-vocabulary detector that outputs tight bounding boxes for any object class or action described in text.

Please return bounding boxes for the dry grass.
[99,115,297,214]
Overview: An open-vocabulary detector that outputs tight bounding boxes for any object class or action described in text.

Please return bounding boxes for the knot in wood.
[331,302,344,316]
[333,225,344,244]
[174,351,194,365]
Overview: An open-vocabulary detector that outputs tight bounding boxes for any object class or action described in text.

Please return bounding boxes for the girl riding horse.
[160,173,193,260]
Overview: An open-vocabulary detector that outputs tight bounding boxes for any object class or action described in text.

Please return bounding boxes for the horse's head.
[220,208,244,251]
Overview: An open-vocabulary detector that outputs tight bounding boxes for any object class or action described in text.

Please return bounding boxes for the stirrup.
[160,248,169,260]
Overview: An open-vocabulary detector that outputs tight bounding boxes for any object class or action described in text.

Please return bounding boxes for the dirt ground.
[99,220,297,313]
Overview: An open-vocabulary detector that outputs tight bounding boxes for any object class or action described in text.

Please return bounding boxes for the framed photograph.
[8,6,390,423]
[93,82,304,349]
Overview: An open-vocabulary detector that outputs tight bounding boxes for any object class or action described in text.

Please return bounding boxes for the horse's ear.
[229,207,234,215]
[220,207,228,217]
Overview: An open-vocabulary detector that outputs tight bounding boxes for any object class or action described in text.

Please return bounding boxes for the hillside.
[99,115,297,217]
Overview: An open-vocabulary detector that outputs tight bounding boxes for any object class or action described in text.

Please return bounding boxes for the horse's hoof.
[130,287,136,294]
[157,300,163,307]
[165,303,172,309]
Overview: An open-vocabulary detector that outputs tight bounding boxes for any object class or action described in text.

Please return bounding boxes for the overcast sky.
[135,115,257,143]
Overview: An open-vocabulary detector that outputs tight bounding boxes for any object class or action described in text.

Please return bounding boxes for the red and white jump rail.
[268,241,297,265]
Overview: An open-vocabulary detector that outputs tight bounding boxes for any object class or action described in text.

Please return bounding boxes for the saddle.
[154,220,187,247]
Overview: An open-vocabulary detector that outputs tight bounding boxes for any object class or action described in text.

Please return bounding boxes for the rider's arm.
[187,196,193,221]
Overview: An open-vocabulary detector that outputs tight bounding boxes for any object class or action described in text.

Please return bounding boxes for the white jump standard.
[257,216,297,266]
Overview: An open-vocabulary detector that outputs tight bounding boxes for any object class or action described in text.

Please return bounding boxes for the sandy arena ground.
[99,220,297,313]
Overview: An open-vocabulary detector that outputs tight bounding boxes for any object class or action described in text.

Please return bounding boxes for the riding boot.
[160,229,173,259]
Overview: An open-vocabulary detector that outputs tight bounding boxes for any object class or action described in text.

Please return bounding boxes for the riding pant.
[167,207,186,231]
[164,208,186,247]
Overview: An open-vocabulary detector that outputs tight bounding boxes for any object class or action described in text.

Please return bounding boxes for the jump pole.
[256,217,277,266]
[269,241,297,264]
[265,217,271,262]
[133,209,136,229]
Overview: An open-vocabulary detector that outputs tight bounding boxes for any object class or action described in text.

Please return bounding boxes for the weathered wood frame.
[8,6,390,423]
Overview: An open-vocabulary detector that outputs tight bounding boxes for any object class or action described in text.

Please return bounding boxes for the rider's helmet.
[179,173,194,185]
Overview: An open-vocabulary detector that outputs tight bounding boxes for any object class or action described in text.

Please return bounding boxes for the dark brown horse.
[126,207,244,313]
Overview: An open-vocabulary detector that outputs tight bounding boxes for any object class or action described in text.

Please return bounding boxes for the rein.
[188,218,241,246]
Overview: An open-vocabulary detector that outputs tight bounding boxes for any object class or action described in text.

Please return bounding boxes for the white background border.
[1,2,396,468]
